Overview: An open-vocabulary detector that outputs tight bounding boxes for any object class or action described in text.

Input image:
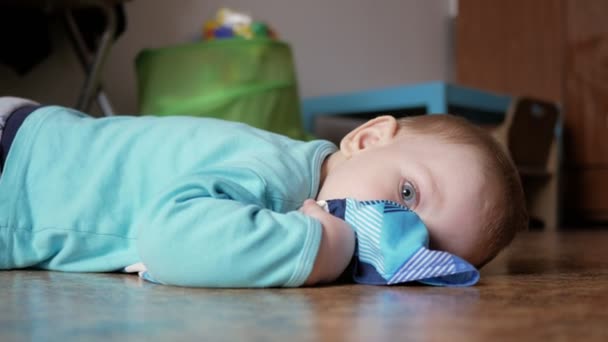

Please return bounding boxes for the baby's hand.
[298,199,328,219]
[299,199,350,232]
[299,199,355,285]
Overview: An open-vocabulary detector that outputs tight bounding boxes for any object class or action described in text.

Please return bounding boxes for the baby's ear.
[340,115,399,157]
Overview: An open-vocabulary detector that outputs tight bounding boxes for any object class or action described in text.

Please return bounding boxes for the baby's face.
[317,132,494,266]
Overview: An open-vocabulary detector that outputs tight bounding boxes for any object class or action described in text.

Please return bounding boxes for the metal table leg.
[63,2,116,115]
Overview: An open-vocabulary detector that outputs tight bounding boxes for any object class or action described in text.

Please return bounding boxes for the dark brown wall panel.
[565,0,608,166]
[456,0,565,103]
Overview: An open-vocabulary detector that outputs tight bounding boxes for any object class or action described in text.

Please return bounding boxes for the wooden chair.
[490,97,561,229]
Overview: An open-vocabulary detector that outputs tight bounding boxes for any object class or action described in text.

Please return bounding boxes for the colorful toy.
[202,8,278,41]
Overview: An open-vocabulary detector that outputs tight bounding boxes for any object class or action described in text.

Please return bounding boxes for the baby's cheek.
[433,233,483,266]
[426,225,465,255]
[425,227,443,251]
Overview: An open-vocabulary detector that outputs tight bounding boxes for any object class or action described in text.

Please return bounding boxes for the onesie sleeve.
[135,168,322,288]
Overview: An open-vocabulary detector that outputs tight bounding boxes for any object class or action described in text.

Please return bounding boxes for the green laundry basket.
[135,39,309,140]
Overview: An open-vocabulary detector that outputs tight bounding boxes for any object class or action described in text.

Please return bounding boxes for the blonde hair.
[397,115,528,267]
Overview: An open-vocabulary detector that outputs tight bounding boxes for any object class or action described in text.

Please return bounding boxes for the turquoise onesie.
[0,106,336,287]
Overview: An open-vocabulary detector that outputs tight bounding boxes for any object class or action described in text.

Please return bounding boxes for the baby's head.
[317,114,528,268]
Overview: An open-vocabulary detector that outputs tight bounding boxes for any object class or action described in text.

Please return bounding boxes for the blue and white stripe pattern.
[344,199,387,276]
[388,247,456,284]
[324,198,479,287]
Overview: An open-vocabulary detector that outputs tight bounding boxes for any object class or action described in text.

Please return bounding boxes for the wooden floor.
[1,229,607,341]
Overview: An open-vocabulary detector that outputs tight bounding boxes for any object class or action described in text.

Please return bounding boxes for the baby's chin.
[455,249,486,268]
[430,240,485,268]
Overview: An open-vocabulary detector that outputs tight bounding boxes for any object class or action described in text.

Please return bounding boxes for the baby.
[0,97,527,287]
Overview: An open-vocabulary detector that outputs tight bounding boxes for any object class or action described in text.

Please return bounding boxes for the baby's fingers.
[299,199,323,216]
[300,199,318,208]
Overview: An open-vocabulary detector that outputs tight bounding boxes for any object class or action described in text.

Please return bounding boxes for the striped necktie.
[320,198,479,286]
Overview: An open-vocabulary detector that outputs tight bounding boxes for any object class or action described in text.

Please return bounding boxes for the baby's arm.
[299,199,355,285]
[135,170,347,288]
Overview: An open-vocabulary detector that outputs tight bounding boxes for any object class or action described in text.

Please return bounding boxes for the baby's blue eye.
[401,182,417,208]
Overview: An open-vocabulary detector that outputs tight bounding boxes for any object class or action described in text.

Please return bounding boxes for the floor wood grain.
[1,229,607,341]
